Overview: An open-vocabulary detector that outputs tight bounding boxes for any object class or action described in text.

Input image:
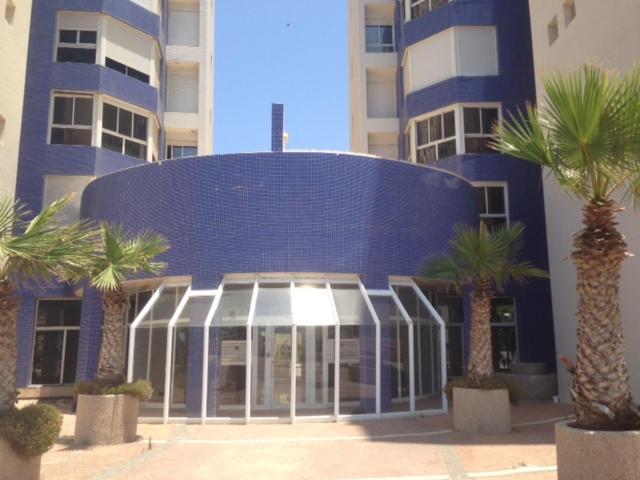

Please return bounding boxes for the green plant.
[494,64,640,430]
[0,404,63,458]
[88,224,168,385]
[74,379,153,402]
[0,197,96,412]
[444,376,523,405]
[423,223,547,384]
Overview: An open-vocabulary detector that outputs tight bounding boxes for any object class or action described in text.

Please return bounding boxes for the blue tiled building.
[13,0,556,423]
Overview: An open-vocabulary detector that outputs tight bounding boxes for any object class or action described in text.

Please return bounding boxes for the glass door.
[251,326,292,417]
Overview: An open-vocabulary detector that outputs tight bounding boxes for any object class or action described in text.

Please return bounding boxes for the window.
[56,29,97,64]
[563,0,576,26]
[491,298,517,372]
[547,16,559,46]
[31,300,81,385]
[415,110,456,164]
[435,296,465,378]
[5,0,15,24]
[50,94,93,146]
[475,184,508,231]
[101,103,148,160]
[365,25,394,53]
[125,290,152,370]
[43,176,94,225]
[408,0,449,21]
[105,57,150,84]
[463,106,499,154]
[167,145,197,159]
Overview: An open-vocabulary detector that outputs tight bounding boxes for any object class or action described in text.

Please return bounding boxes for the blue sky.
[214,0,349,153]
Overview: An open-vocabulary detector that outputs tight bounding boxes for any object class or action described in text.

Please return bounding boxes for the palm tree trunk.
[467,280,494,384]
[0,281,19,412]
[570,199,635,428]
[96,288,128,385]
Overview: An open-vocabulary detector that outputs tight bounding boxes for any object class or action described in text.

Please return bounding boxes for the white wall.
[167,65,199,113]
[403,26,498,95]
[366,71,396,118]
[529,0,640,401]
[168,6,199,47]
[368,132,398,159]
[57,11,99,32]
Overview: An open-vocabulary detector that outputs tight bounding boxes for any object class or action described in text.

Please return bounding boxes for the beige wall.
[529,0,640,401]
[0,0,32,200]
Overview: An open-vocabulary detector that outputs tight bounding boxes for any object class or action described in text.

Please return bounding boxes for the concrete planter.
[453,387,511,434]
[0,437,40,480]
[556,421,640,480]
[74,394,139,446]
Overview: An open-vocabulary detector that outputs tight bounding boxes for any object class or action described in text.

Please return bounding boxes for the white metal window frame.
[405,0,451,22]
[167,145,198,159]
[365,24,395,53]
[462,104,502,154]
[472,181,510,228]
[129,274,449,424]
[55,28,97,60]
[414,108,457,164]
[29,298,81,386]
[48,92,94,145]
[101,101,149,157]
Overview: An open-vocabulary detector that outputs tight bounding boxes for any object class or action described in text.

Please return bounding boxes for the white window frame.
[48,92,95,145]
[100,100,150,161]
[406,0,450,22]
[414,107,457,164]
[461,103,502,154]
[472,181,510,228]
[365,24,395,53]
[55,28,97,63]
[167,145,198,159]
[30,298,82,386]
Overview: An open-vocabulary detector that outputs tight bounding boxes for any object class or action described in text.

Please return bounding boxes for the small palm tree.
[89,224,169,385]
[494,65,640,429]
[423,223,547,384]
[0,198,95,412]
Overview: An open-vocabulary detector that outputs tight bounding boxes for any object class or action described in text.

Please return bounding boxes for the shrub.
[74,379,153,401]
[444,375,523,405]
[0,404,63,458]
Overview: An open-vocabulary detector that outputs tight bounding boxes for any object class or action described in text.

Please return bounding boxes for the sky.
[214,0,349,153]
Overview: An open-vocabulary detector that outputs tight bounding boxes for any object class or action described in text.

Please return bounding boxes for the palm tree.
[89,223,168,386]
[493,65,640,429]
[0,198,95,412]
[423,223,547,384]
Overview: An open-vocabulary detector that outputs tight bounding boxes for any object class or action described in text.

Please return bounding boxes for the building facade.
[529,0,640,400]
[15,0,214,396]
[349,0,557,382]
[0,0,33,200]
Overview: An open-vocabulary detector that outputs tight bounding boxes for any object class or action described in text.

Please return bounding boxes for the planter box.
[556,421,640,480]
[453,387,511,434]
[0,437,40,480]
[74,394,139,446]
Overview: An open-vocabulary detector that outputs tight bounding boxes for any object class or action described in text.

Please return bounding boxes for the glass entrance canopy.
[127,274,447,423]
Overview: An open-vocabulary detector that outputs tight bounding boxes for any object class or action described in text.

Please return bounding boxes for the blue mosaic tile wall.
[75,152,479,381]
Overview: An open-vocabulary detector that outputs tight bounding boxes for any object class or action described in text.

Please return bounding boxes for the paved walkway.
[40,402,572,480]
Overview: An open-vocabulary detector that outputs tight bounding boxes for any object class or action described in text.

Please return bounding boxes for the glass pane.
[208,325,246,418]
[105,57,127,75]
[37,300,81,326]
[53,97,73,125]
[481,217,507,232]
[487,186,506,214]
[429,115,442,142]
[253,283,292,326]
[118,109,132,137]
[416,119,429,147]
[133,114,147,141]
[125,140,146,160]
[464,107,481,134]
[446,325,464,377]
[491,298,515,324]
[437,139,456,160]
[128,68,150,84]
[102,103,118,132]
[330,284,374,326]
[492,326,517,372]
[74,98,93,126]
[251,326,291,418]
[101,132,123,153]
[169,296,212,418]
[133,324,167,417]
[79,30,97,44]
[431,0,448,9]
[151,287,180,322]
[56,47,95,64]
[213,283,254,327]
[31,331,63,384]
[465,137,493,154]
[296,326,335,416]
[338,324,375,415]
[365,26,378,46]
[59,29,77,43]
[182,146,197,157]
[372,296,410,413]
[443,111,455,138]
[475,187,487,214]
[63,330,79,383]
[51,127,91,146]
[292,283,335,326]
[381,25,393,44]
[482,108,499,134]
